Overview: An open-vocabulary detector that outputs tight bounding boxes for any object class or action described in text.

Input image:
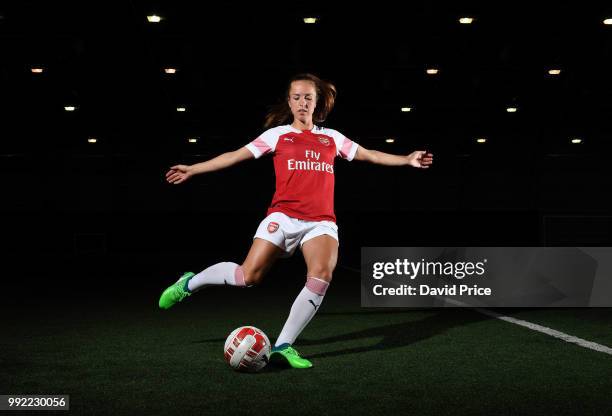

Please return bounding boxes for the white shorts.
[253,212,339,258]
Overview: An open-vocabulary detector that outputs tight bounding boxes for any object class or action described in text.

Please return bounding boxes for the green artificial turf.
[1,286,611,416]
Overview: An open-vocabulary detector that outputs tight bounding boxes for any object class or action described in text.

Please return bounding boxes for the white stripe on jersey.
[245,125,359,161]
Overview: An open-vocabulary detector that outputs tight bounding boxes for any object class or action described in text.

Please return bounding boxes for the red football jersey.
[245,125,359,223]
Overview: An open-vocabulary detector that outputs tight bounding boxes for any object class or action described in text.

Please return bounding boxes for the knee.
[241,264,265,286]
[307,267,334,282]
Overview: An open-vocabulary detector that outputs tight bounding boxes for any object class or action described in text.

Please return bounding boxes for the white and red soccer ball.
[224,326,271,372]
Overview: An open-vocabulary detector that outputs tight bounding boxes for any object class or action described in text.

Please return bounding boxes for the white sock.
[274,277,329,347]
[187,262,246,292]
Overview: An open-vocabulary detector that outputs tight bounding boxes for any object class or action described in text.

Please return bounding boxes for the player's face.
[288,80,317,124]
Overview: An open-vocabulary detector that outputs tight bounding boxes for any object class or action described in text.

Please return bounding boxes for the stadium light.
[176,106,186,112]
[31,67,44,74]
[459,17,474,24]
[571,138,582,144]
[426,68,439,75]
[87,138,97,144]
[476,138,487,143]
[506,107,518,113]
[164,68,177,74]
[147,15,162,23]
[603,18,612,25]
[548,69,561,75]
[188,138,198,143]
[64,106,76,112]
[401,107,412,112]
[385,138,395,143]
[303,17,318,24]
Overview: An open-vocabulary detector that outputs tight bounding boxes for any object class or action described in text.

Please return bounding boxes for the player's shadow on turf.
[191,310,488,372]
[298,310,488,360]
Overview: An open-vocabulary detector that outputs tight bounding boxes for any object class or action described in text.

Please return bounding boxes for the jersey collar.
[288,124,319,134]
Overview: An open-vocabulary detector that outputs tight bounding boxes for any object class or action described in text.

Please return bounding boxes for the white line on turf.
[442,297,612,356]
[346,265,612,356]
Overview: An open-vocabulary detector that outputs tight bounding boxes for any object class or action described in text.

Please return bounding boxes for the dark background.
[1,2,611,295]
[2,4,612,416]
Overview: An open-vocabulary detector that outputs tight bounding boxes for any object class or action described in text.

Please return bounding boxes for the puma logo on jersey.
[283,137,294,142]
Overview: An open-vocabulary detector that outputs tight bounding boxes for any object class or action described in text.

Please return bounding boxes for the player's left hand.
[406,151,433,168]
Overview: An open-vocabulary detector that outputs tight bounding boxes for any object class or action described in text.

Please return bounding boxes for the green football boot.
[158,272,195,310]
[270,344,313,369]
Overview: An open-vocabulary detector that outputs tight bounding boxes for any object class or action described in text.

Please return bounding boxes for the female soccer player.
[160,73,433,368]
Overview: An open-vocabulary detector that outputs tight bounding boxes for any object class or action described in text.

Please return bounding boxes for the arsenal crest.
[267,222,279,233]
[318,137,330,146]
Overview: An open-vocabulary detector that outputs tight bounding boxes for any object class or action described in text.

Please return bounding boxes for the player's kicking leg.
[158,271,196,309]
[158,238,282,309]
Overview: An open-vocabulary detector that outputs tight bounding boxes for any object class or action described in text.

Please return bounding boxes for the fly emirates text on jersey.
[287,150,334,174]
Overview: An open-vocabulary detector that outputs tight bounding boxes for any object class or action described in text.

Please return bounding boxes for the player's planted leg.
[270,344,313,369]
[270,276,329,368]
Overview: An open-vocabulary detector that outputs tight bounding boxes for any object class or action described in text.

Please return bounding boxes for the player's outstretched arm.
[166,147,254,184]
[353,146,433,168]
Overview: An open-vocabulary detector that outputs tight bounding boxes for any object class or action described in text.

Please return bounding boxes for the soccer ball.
[223,326,271,372]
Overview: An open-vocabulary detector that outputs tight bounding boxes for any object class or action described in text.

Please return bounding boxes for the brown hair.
[264,73,337,129]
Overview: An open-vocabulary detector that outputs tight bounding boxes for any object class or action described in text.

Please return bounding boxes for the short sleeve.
[329,129,359,161]
[245,127,281,159]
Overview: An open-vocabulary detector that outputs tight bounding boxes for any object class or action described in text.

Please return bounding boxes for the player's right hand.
[166,164,193,184]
